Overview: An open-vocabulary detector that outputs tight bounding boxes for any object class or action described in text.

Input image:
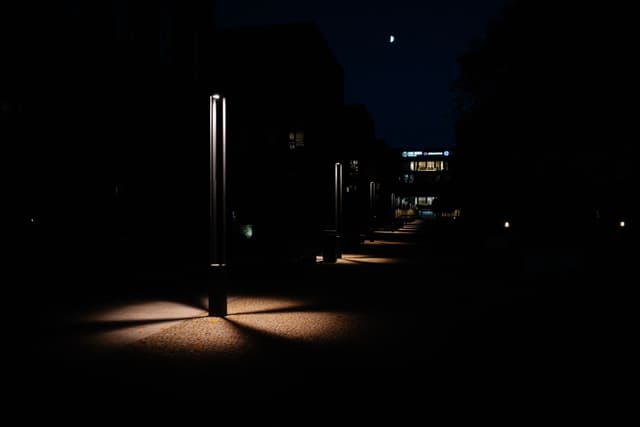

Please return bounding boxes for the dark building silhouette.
[341,106,373,244]
[217,22,345,264]
[7,5,392,280]
[337,105,382,247]
[8,1,219,287]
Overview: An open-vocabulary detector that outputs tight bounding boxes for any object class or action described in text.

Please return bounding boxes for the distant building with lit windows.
[392,149,459,220]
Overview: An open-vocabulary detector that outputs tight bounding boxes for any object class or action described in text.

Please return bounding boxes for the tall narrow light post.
[209,94,227,317]
[369,181,376,241]
[369,181,376,212]
[334,162,343,258]
[390,192,396,229]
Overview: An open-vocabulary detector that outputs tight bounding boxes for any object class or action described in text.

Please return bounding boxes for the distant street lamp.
[369,181,376,214]
[391,192,397,227]
[209,94,227,317]
[369,181,376,241]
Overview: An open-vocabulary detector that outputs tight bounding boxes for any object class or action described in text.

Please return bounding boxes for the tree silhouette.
[452,0,634,243]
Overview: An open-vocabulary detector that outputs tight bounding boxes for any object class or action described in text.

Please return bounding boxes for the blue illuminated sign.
[402,151,423,157]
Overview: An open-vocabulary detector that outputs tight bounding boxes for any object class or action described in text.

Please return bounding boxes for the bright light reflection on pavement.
[132,296,368,358]
[56,223,420,358]
[227,296,366,342]
[374,229,416,234]
[363,240,414,246]
[67,300,208,349]
[63,296,368,358]
[316,253,403,264]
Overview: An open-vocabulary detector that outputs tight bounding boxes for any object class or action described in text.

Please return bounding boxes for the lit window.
[349,160,359,175]
[289,130,304,150]
[411,160,447,172]
[417,196,436,206]
[410,161,432,171]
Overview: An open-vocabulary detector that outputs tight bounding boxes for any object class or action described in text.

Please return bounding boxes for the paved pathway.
[10,219,631,416]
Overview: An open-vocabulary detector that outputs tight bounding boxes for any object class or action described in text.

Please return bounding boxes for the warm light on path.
[132,296,368,357]
[50,221,423,358]
[58,296,368,357]
[66,300,208,349]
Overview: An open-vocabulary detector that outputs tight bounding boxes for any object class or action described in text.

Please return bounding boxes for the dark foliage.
[452,1,635,244]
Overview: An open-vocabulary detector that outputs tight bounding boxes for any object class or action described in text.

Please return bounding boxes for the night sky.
[218,0,510,149]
